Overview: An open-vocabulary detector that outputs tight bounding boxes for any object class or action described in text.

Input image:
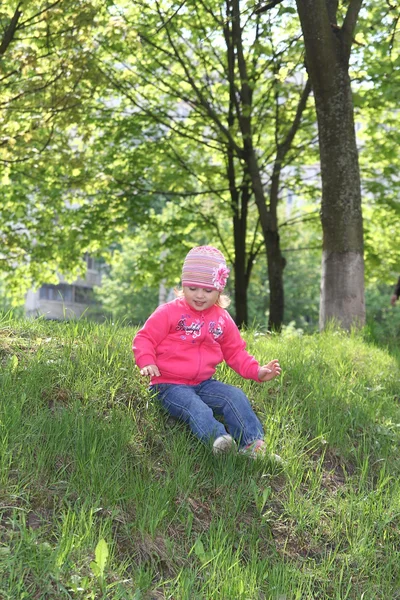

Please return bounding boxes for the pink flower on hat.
[212,264,230,291]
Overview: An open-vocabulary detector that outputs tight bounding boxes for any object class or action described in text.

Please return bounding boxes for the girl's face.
[183,286,219,311]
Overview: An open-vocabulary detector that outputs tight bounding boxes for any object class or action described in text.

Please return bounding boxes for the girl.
[133,245,282,458]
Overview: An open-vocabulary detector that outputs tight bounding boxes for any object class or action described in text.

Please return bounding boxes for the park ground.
[0,313,400,599]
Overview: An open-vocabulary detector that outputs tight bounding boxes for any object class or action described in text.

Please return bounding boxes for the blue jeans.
[150,378,264,448]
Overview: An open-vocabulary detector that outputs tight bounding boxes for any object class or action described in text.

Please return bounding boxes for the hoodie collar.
[180,297,217,316]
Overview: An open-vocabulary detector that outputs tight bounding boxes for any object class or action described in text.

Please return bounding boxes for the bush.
[365,284,400,348]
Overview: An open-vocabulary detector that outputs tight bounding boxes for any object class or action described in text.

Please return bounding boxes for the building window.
[39,284,73,302]
[74,286,95,304]
[84,253,97,271]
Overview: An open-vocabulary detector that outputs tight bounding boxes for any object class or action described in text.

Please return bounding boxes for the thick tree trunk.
[317,64,365,329]
[296,0,365,330]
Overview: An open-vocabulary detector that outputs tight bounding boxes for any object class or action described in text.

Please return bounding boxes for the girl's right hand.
[140,364,161,377]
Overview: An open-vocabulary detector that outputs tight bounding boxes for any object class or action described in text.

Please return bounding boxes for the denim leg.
[197,379,264,447]
[151,383,228,443]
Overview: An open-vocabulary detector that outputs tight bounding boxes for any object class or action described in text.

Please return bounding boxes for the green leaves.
[1,0,398,324]
[90,538,109,580]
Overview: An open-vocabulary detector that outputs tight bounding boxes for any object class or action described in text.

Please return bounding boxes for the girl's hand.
[140,364,161,377]
[258,359,281,382]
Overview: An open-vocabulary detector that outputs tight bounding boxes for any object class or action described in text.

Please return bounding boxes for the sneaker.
[212,434,236,455]
[239,439,266,458]
[240,439,283,464]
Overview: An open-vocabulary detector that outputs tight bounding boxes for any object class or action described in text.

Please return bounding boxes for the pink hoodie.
[133,297,261,385]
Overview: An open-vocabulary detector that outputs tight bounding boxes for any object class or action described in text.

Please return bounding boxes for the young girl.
[133,245,282,458]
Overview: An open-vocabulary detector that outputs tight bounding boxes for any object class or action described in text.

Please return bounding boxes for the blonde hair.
[174,287,231,308]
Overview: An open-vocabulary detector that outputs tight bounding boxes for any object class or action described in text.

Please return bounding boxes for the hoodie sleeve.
[132,303,171,368]
[219,311,261,381]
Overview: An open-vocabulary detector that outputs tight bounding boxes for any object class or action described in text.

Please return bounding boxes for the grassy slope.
[0,313,400,600]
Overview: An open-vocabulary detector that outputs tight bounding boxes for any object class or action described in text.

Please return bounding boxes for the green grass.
[1,312,400,599]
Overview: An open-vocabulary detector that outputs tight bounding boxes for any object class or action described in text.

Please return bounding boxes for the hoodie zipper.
[194,311,206,382]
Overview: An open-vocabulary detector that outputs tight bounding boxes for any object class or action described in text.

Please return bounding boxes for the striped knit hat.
[181,246,230,291]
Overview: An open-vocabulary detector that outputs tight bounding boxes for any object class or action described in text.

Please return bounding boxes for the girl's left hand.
[258,359,281,382]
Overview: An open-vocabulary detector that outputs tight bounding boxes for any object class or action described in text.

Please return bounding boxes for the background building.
[24,255,102,320]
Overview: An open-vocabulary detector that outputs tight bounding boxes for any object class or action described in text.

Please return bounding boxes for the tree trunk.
[246,149,285,330]
[234,246,248,327]
[230,0,285,330]
[224,129,248,325]
[232,179,250,327]
[230,0,312,330]
[265,229,285,330]
[317,63,365,329]
[295,0,365,330]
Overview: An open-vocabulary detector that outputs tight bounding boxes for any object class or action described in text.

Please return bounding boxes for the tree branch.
[140,4,244,156]
[1,124,55,165]
[280,212,320,227]
[155,0,187,33]
[326,0,339,26]
[255,0,285,15]
[0,3,23,56]
[279,78,312,154]
[18,0,63,29]
[119,185,230,197]
[283,245,321,251]
[94,61,223,151]
[342,0,364,58]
